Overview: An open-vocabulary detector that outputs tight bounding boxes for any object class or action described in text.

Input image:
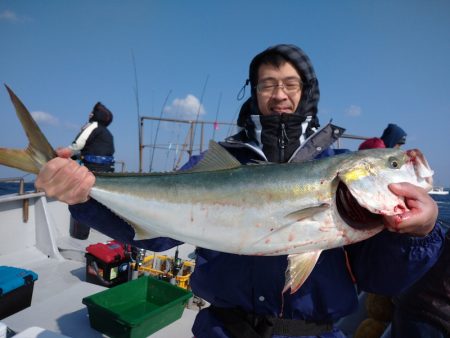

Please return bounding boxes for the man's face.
[256,62,303,116]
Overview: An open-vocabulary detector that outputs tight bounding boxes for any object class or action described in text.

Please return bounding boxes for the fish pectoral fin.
[283,250,322,294]
[284,203,330,222]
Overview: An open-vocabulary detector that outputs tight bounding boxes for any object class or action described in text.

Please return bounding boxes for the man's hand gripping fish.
[0,86,434,293]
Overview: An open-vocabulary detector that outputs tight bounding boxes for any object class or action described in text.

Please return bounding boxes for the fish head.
[335,148,433,229]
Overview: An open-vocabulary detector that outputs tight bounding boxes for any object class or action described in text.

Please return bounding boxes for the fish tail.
[0,85,56,174]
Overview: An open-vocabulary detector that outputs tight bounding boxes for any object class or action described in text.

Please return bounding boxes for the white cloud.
[163,94,206,120]
[0,10,18,22]
[345,105,362,117]
[0,9,31,23]
[31,111,59,126]
[31,111,82,131]
[63,122,82,131]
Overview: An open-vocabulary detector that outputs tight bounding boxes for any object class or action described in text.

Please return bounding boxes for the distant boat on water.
[429,186,449,195]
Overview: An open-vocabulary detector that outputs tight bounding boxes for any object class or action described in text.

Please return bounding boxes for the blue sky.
[1,0,449,186]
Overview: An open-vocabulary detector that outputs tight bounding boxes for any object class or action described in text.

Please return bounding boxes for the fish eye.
[388,157,400,169]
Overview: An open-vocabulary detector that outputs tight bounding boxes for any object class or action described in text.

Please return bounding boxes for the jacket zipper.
[278,121,288,162]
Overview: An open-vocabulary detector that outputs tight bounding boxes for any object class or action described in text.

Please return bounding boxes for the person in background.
[380,123,406,148]
[61,102,115,239]
[34,44,444,338]
[61,102,115,173]
[358,137,386,150]
[359,123,406,150]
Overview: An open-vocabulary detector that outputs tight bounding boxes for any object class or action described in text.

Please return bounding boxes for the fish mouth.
[336,181,382,230]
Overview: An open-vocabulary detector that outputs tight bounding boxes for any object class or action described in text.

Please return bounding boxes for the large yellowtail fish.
[0,86,434,293]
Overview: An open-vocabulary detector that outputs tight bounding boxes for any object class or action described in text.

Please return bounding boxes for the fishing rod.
[131,50,144,173]
[149,89,172,172]
[212,92,222,141]
[227,105,241,137]
[190,74,209,155]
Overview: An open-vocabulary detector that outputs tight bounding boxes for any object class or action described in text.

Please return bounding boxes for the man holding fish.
[32,44,444,337]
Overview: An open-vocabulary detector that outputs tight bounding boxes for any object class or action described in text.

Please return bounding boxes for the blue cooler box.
[0,266,38,319]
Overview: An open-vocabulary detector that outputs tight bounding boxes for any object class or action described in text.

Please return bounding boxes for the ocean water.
[0,182,449,231]
[431,193,450,231]
[0,181,36,196]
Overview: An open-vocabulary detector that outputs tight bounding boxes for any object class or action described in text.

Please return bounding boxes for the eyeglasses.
[256,79,303,96]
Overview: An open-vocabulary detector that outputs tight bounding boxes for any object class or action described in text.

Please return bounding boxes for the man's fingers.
[68,170,95,204]
[35,158,95,205]
[56,147,73,158]
[388,182,427,199]
[35,158,71,191]
[53,163,94,204]
[384,212,415,233]
[384,182,438,237]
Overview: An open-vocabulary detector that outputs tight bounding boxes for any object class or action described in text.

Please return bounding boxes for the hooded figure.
[358,137,386,150]
[68,101,115,171]
[225,44,321,163]
[67,102,115,240]
[380,123,407,148]
[358,123,406,151]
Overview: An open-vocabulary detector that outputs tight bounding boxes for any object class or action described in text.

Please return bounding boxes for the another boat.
[429,186,449,195]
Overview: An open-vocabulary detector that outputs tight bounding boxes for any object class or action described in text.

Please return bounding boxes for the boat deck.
[0,193,198,337]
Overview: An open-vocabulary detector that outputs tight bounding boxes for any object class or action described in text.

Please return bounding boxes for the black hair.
[249,52,304,90]
[238,44,320,129]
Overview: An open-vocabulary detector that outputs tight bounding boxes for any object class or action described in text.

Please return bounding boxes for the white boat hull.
[429,187,449,195]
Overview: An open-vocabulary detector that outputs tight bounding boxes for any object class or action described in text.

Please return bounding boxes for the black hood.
[231,44,320,163]
[89,102,113,127]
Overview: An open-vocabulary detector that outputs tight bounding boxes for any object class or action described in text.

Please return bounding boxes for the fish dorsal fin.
[186,140,241,173]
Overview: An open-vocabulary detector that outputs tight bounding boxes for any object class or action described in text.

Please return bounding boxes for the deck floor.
[1,230,199,337]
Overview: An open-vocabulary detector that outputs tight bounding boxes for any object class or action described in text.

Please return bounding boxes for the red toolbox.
[85,240,130,287]
[0,266,38,319]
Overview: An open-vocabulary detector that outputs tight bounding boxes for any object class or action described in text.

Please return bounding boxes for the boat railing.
[0,177,42,222]
[115,160,126,172]
[138,116,370,173]
[0,176,29,194]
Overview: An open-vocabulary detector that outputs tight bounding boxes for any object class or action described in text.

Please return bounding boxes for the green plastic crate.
[82,276,193,338]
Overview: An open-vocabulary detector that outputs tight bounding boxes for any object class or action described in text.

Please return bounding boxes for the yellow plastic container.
[133,255,195,290]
